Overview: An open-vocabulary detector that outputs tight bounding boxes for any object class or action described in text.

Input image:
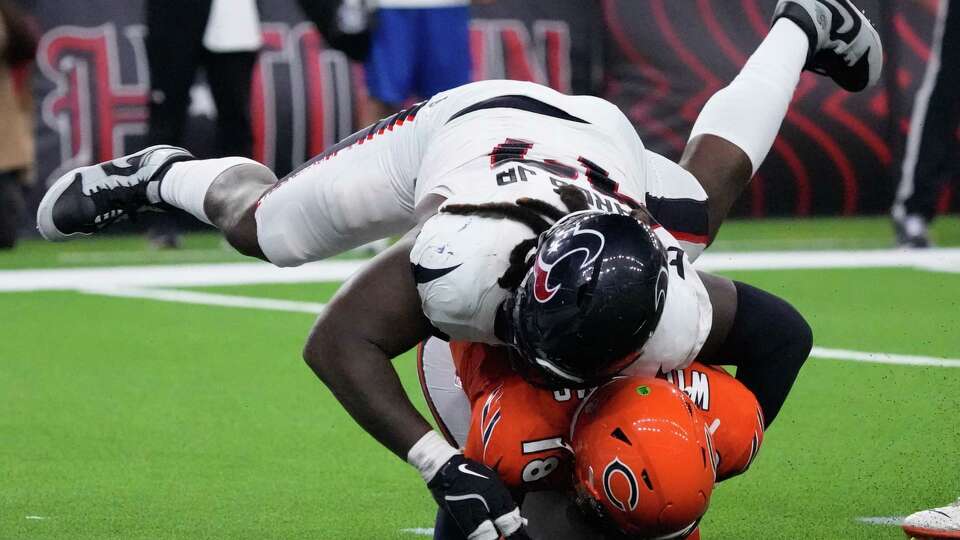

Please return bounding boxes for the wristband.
[407,430,460,483]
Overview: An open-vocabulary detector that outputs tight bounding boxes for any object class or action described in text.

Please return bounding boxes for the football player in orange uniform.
[438,341,765,538]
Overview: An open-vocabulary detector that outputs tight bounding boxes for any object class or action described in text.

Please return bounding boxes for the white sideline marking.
[0,260,366,292]
[57,248,236,265]
[79,287,960,369]
[811,347,960,368]
[2,247,960,292]
[25,516,48,520]
[80,287,326,314]
[857,516,904,526]
[399,528,434,536]
[696,247,960,273]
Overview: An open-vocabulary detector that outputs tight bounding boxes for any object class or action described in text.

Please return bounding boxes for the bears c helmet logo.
[602,457,640,512]
[532,224,605,303]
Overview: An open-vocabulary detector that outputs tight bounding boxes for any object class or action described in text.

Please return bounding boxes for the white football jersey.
[406,81,712,373]
[258,79,712,372]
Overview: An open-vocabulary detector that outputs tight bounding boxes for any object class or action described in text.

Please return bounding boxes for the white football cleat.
[902,499,960,539]
[36,145,193,241]
[773,0,883,91]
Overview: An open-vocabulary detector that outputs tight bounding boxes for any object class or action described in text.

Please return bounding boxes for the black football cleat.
[773,0,883,91]
[36,145,193,241]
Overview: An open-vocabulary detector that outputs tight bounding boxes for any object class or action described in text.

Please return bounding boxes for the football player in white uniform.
[37,1,881,538]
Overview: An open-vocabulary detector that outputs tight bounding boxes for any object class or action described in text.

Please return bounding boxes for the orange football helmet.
[571,377,716,539]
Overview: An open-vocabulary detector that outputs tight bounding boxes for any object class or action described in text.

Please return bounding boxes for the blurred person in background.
[297,0,372,63]
[358,0,477,253]
[0,0,37,250]
[361,0,473,127]
[145,0,262,248]
[891,0,959,248]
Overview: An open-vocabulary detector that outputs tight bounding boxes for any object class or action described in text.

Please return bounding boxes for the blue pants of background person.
[365,6,471,108]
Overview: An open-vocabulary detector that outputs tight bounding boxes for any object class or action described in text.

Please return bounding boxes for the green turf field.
[2,217,958,539]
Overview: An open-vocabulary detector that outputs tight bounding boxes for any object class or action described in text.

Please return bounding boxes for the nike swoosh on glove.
[427,454,530,540]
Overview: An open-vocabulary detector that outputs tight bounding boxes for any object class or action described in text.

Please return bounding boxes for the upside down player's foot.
[36,145,194,241]
[773,0,883,91]
[902,499,960,539]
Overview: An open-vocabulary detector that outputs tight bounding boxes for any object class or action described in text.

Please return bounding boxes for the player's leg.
[34,145,276,255]
[142,0,206,250]
[37,100,429,265]
[415,6,472,99]
[681,0,882,242]
[144,0,203,150]
[203,50,258,159]
[0,170,25,249]
[362,8,416,126]
[892,0,960,248]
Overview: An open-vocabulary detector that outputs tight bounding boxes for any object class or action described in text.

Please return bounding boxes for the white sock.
[688,19,809,174]
[156,157,259,225]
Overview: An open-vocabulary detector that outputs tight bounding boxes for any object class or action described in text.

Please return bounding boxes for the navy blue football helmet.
[496,210,669,389]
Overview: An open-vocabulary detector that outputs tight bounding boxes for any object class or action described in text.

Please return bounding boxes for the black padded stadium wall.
[17,0,956,224]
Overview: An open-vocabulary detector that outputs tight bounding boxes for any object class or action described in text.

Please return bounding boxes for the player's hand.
[427,454,529,540]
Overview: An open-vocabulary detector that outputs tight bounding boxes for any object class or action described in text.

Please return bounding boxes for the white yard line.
[3,248,960,292]
[811,347,960,368]
[0,260,367,292]
[57,248,237,265]
[78,287,960,369]
[857,516,904,526]
[399,528,434,536]
[695,247,960,272]
[80,287,326,314]
[7,248,960,370]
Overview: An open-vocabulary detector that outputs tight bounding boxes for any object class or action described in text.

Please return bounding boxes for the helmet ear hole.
[610,427,632,445]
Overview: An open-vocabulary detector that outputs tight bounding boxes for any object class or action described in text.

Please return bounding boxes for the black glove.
[427,454,529,540]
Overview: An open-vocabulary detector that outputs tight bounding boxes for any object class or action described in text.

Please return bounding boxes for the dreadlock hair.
[440,184,594,291]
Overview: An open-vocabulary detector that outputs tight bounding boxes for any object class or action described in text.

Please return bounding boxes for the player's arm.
[302,197,528,539]
[695,271,813,427]
[303,195,445,455]
[303,230,435,456]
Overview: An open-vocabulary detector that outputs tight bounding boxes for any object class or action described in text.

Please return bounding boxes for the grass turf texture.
[2,217,959,539]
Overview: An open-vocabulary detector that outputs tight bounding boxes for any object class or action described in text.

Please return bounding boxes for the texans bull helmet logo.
[532,224,606,304]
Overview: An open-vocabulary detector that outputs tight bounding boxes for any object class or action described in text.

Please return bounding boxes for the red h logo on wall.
[34,18,572,186]
[470,19,572,93]
[36,22,356,184]
[37,24,150,184]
